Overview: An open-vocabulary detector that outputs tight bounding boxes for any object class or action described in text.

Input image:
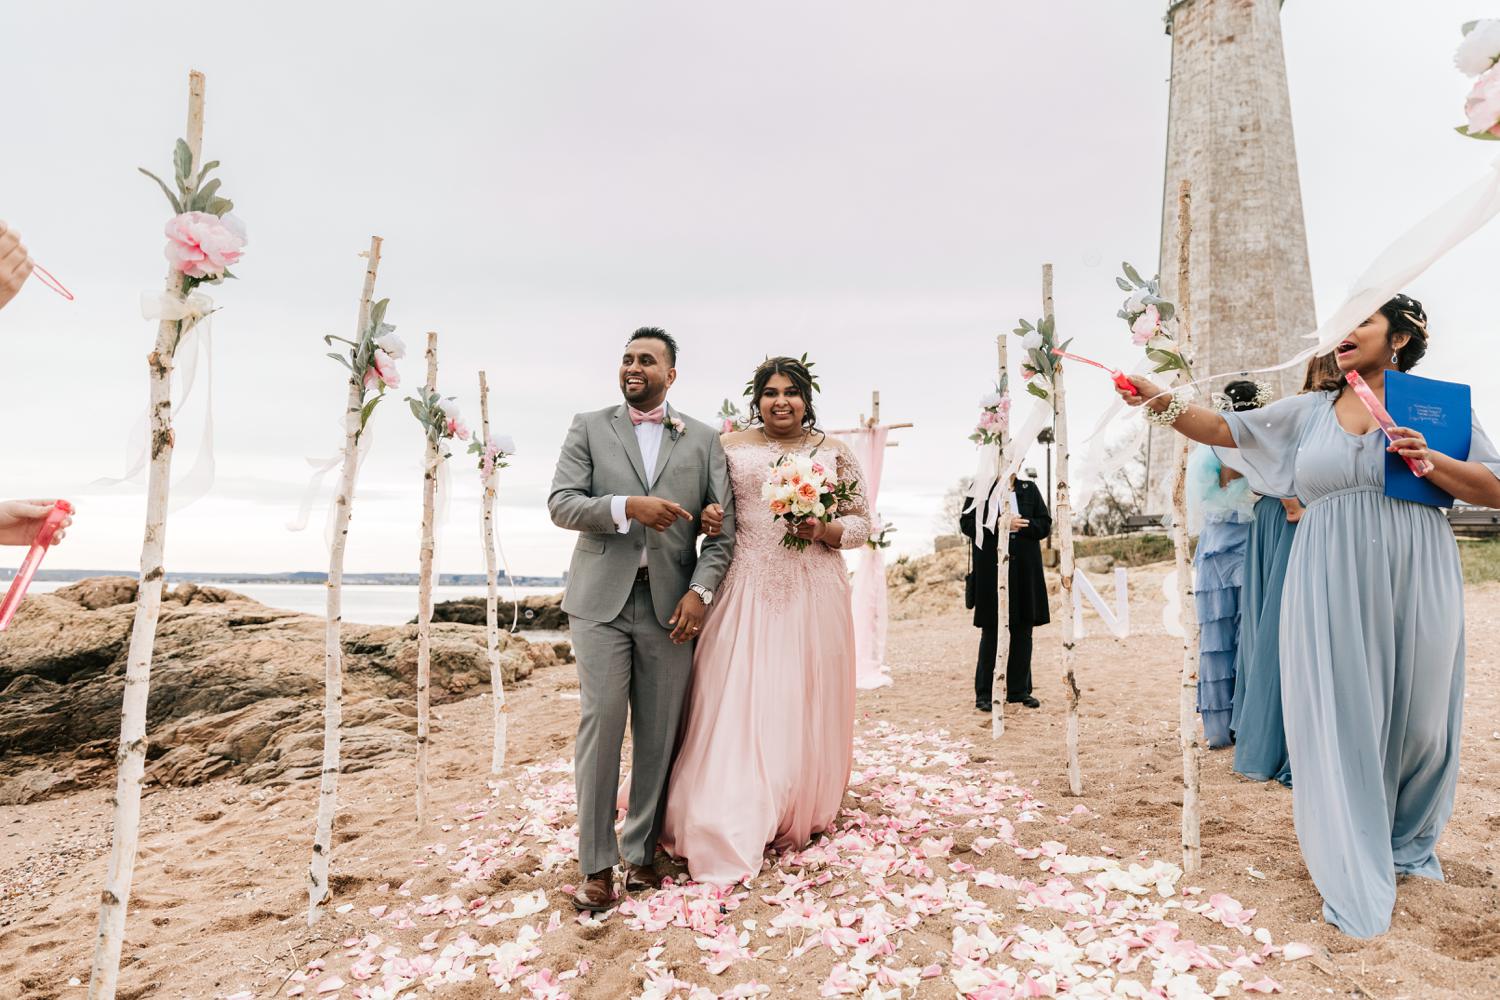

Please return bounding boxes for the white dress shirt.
[609,416,665,567]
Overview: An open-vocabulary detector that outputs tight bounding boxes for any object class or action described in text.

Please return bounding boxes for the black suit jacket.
[959,478,1051,629]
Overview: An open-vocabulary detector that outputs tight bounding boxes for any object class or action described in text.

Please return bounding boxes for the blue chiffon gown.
[1187,447,1255,748]
[1229,495,1297,787]
[1216,390,1500,938]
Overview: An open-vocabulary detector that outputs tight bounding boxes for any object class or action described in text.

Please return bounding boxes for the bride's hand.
[700,503,724,537]
[792,518,827,544]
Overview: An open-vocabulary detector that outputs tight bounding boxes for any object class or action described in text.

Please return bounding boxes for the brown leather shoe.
[571,868,616,912]
[623,861,662,892]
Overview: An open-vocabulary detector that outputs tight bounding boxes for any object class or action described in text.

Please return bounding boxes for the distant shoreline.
[3,569,567,588]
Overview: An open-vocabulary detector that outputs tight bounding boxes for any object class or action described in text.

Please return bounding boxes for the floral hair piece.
[743,353,820,398]
[1210,380,1274,412]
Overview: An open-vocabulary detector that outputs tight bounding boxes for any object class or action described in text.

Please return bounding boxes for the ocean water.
[30,580,563,628]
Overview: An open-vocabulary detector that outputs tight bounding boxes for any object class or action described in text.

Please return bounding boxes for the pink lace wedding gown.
[659,433,869,885]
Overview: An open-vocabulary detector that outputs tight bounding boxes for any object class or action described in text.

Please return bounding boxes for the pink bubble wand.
[1050,348,1139,396]
[1344,370,1433,477]
[0,500,74,630]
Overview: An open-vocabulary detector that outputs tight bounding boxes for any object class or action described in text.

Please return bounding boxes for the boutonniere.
[668,415,685,438]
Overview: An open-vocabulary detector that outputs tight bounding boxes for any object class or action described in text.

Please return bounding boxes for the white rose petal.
[1022,331,1043,351]
[493,434,517,455]
[1456,19,1500,77]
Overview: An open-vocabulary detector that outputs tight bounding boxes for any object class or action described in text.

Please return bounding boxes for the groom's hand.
[669,591,706,644]
[626,496,693,532]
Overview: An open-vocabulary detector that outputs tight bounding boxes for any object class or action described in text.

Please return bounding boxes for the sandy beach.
[2,566,1498,999]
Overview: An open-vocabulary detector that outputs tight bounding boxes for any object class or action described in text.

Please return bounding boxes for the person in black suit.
[959,471,1051,711]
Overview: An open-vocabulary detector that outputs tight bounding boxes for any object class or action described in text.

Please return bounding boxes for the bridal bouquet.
[762,452,857,551]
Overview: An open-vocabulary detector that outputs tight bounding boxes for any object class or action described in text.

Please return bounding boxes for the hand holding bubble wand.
[1344,371,1434,477]
[0,500,75,630]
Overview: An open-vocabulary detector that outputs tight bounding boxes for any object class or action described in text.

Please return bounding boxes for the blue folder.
[1383,370,1470,509]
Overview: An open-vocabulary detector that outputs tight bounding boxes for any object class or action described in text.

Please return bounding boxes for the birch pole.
[1048,264,1083,797]
[1172,180,1202,874]
[307,236,383,925]
[416,333,439,825]
[991,332,1012,741]
[89,70,206,1000]
[478,371,508,773]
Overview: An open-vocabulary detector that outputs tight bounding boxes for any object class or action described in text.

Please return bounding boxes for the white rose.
[375,332,407,360]
[492,434,516,455]
[1021,331,1043,351]
[441,398,462,422]
[1456,19,1500,77]
[978,391,1003,408]
[1124,290,1150,316]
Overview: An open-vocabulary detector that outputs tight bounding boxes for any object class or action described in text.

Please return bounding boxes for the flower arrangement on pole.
[306,237,396,925]
[866,519,896,550]
[1456,19,1500,139]
[718,399,750,434]
[407,338,465,825]
[969,387,1011,446]
[1013,315,1067,399]
[1117,262,1197,426]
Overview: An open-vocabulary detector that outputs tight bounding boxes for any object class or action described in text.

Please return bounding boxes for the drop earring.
[1391,351,1399,366]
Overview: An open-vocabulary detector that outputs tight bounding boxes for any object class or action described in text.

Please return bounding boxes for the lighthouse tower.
[1147,0,1318,498]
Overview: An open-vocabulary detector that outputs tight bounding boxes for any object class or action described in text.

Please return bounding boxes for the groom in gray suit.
[548,327,736,910]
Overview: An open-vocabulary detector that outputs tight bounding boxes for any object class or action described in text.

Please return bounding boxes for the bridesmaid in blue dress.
[1229,356,1338,787]
[1117,295,1500,938]
[1186,381,1261,747]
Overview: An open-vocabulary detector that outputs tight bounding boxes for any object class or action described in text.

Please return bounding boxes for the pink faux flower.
[1465,65,1500,136]
[164,211,246,279]
[364,348,400,390]
[447,417,471,441]
[721,418,736,434]
[1131,304,1161,346]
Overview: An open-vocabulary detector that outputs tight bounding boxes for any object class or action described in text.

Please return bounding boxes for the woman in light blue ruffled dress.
[1185,381,1262,747]
[1117,295,1500,938]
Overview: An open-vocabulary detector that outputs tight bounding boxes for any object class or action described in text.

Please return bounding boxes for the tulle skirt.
[659,565,856,886]
[1195,516,1250,749]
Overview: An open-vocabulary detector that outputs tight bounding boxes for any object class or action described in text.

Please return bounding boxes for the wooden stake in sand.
[1046,264,1083,797]
[416,333,440,825]
[478,371,508,773]
[307,236,386,926]
[991,331,1013,741]
[1172,180,1203,874]
[89,70,208,1000]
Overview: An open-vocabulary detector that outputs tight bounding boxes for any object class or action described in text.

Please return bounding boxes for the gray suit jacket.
[548,403,736,628]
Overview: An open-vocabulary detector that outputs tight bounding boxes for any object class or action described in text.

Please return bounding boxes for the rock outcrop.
[424,591,568,630]
[0,579,570,804]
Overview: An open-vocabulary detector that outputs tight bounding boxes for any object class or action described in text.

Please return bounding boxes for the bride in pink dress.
[659,356,869,886]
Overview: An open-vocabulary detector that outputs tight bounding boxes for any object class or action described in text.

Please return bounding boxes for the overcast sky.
[3,1,1498,577]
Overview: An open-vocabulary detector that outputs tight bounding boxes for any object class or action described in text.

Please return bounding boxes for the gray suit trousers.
[570,579,694,874]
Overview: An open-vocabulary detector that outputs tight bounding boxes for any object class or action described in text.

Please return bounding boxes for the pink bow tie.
[629,405,665,426]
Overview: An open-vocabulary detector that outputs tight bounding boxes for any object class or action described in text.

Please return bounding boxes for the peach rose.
[164,211,246,280]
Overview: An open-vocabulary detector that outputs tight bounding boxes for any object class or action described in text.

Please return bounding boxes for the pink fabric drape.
[838,427,891,689]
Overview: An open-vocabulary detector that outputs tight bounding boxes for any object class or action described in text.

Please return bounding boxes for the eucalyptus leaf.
[1462,20,1477,35]
[1115,277,1134,292]
[1026,382,1050,401]
[195,160,220,184]
[138,168,184,214]
[370,299,389,330]
[1456,124,1500,140]
[1157,301,1176,322]
[1122,262,1145,286]
[195,178,223,210]
[360,396,382,429]
[326,352,354,372]
[173,139,193,182]
[208,198,234,216]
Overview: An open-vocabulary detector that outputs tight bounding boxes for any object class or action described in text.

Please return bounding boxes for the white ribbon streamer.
[285,415,378,540]
[483,470,522,634]
[89,291,218,511]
